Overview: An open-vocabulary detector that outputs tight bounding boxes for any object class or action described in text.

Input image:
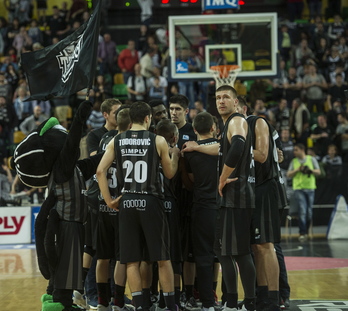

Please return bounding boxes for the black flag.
[21,0,101,100]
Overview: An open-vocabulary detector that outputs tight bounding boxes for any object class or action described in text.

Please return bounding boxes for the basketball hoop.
[210,65,241,89]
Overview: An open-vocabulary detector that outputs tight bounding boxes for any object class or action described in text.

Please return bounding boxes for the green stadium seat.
[243,80,254,92]
[116,44,128,54]
[113,84,128,100]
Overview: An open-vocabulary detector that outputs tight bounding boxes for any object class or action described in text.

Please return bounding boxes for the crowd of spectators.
[1,1,348,204]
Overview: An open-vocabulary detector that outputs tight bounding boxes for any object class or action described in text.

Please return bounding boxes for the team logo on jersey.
[182,134,190,140]
[56,34,84,83]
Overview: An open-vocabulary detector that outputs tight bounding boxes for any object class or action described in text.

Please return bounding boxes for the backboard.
[168,12,279,80]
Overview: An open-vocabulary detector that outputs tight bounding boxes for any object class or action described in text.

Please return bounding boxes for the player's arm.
[182,140,219,155]
[218,117,246,196]
[156,135,180,179]
[253,118,269,163]
[96,139,116,209]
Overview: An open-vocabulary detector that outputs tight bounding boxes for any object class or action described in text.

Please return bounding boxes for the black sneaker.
[238,300,245,310]
[238,299,255,311]
[180,292,187,309]
[283,299,290,309]
[185,297,200,311]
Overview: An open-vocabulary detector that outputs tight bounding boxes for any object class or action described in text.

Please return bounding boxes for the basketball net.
[210,65,241,89]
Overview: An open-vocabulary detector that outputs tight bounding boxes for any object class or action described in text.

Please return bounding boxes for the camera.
[300,165,313,177]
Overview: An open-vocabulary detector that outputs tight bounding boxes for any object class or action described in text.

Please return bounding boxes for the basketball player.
[98,102,180,311]
[155,119,183,309]
[182,86,257,311]
[95,107,133,311]
[215,86,256,311]
[184,112,219,311]
[74,98,122,309]
[239,98,282,311]
[169,94,198,309]
[169,95,196,149]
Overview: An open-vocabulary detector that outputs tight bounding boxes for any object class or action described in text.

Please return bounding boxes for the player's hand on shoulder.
[181,141,198,152]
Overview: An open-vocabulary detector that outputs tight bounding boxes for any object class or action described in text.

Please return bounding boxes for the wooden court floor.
[1,237,348,311]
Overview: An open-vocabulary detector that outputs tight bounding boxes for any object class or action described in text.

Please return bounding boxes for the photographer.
[287,144,321,241]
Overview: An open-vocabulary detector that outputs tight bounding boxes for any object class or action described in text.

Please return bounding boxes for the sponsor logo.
[99,204,117,213]
[56,34,84,83]
[121,149,148,157]
[176,61,188,73]
[0,216,25,235]
[123,199,147,209]
[248,176,255,183]
[164,201,172,212]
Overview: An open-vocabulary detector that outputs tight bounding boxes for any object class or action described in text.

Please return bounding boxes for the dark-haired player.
[184,112,219,311]
[96,107,133,311]
[99,102,180,311]
[155,119,183,309]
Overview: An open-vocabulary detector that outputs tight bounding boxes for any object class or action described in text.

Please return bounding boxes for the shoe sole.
[73,298,89,310]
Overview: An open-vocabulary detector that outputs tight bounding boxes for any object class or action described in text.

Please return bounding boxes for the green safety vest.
[292,155,316,190]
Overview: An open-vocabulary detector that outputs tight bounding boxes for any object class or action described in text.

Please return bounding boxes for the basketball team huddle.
[84,76,288,311]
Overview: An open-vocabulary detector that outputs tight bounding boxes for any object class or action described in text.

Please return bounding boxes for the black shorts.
[96,203,119,260]
[119,194,170,264]
[191,206,217,267]
[251,179,281,244]
[214,207,253,256]
[164,196,182,263]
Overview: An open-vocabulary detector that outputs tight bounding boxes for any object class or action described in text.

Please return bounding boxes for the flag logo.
[56,34,84,83]
[21,0,101,100]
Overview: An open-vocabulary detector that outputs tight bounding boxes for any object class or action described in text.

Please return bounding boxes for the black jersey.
[48,166,88,223]
[178,122,197,149]
[114,130,164,199]
[247,115,278,186]
[185,138,219,209]
[87,126,109,155]
[219,113,255,209]
[279,139,294,170]
[98,130,119,206]
[272,127,289,209]
[161,166,178,199]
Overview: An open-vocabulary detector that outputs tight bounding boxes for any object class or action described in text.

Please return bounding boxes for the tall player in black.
[239,99,290,310]
[96,107,133,311]
[169,94,198,309]
[184,112,219,311]
[215,86,256,311]
[239,100,282,311]
[98,102,180,311]
[182,88,257,311]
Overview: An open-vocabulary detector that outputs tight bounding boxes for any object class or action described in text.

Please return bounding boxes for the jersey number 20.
[123,160,148,183]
